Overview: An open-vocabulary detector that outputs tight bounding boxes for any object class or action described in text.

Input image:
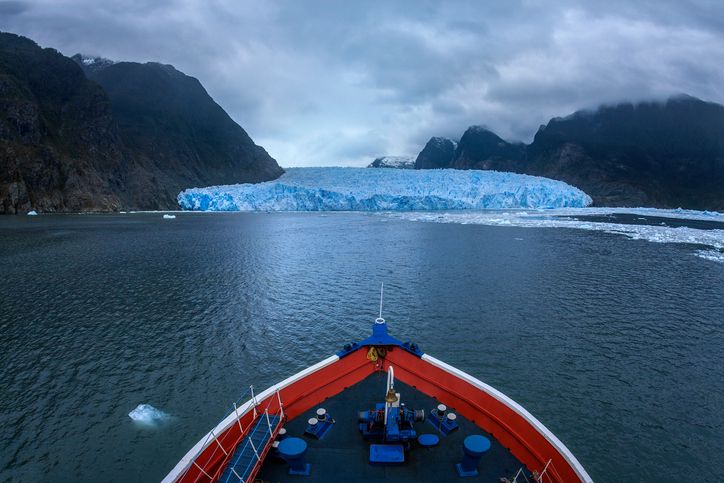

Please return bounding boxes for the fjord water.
[1,213,722,482]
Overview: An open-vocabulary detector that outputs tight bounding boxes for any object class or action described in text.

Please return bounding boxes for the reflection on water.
[0,212,722,482]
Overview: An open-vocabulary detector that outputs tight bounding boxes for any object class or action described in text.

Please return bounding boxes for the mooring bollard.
[278,437,311,476]
[456,435,491,477]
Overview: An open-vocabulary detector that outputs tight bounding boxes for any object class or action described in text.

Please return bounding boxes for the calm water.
[1,213,722,482]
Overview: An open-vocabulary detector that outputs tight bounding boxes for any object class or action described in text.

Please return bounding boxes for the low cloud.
[2,0,723,166]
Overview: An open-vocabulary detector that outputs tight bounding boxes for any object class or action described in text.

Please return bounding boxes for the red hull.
[165,343,590,483]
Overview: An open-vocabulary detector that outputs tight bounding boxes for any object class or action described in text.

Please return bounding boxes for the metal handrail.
[223,394,283,482]
[179,386,254,482]
[507,459,561,483]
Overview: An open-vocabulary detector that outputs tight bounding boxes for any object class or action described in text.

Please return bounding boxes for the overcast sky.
[3,0,724,167]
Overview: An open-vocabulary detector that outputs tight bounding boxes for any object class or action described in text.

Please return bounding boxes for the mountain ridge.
[415,95,724,209]
[0,33,128,213]
[75,55,283,205]
[0,32,282,213]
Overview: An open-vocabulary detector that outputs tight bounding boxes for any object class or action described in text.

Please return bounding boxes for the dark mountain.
[526,96,724,208]
[0,32,282,214]
[417,96,724,209]
[74,55,283,206]
[414,137,457,169]
[0,33,126,213]
[451,126,526,172]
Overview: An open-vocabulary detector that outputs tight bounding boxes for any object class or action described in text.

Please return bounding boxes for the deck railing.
[177,385,285,483]
[506,459,563,483]
[215,400,283,482]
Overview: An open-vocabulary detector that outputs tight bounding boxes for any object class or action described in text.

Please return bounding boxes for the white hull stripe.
[162,354,340,483]
[421,354,593,483]
[163,351,592,483]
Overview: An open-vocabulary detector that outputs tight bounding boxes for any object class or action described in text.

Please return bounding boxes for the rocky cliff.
[451,126,525,172]
[0,32,282,213]
[0,33,126,213]
[74,55,283,207]
[414,137,457,169]
[526,96,724,208]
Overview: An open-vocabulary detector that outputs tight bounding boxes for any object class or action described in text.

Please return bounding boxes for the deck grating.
[220,414,281,483]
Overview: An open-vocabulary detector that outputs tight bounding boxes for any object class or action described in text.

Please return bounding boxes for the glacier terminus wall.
[177,167,593,211]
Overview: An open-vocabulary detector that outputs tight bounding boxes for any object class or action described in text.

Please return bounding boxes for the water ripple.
[0,213,722,482]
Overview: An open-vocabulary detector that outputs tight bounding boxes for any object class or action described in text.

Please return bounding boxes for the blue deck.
[219,413,281,483]
[257,373,532,482]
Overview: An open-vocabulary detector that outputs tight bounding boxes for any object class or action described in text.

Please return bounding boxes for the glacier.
[177,167,592,212]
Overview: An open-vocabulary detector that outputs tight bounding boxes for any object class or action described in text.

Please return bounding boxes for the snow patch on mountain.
[429,136,457,149]
[368,156,416,169]
[72,54,116,74]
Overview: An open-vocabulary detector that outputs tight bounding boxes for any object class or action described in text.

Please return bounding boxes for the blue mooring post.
[456,435,491,477]
[278,437,311,476]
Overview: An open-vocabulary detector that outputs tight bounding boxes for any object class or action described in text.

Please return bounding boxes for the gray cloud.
[2,0,724,166]
[0,1,29,15]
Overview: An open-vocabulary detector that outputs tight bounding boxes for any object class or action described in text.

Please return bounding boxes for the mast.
[378,282,384,320]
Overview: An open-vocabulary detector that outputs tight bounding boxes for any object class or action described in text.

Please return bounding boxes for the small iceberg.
[129,404,169,426]
[27,210,38,216]
[163,214,176,219]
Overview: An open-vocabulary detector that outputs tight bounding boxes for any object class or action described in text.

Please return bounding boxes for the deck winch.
[358,366,424,457]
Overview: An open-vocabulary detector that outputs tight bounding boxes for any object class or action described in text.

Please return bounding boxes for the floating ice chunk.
[163,214,176,219]
[27,210,38,216]
[129,404,169,425]
[178,167,592,212]
[695,250,724,263]
[387,208,724,263]
[480,206,723,222]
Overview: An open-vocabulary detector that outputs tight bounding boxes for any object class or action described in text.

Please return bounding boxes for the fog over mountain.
[3,0,724,166]
[413,96,724,209]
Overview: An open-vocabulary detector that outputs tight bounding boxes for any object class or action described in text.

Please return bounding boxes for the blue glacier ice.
[128,404,169,426]
[177,167,592,212]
